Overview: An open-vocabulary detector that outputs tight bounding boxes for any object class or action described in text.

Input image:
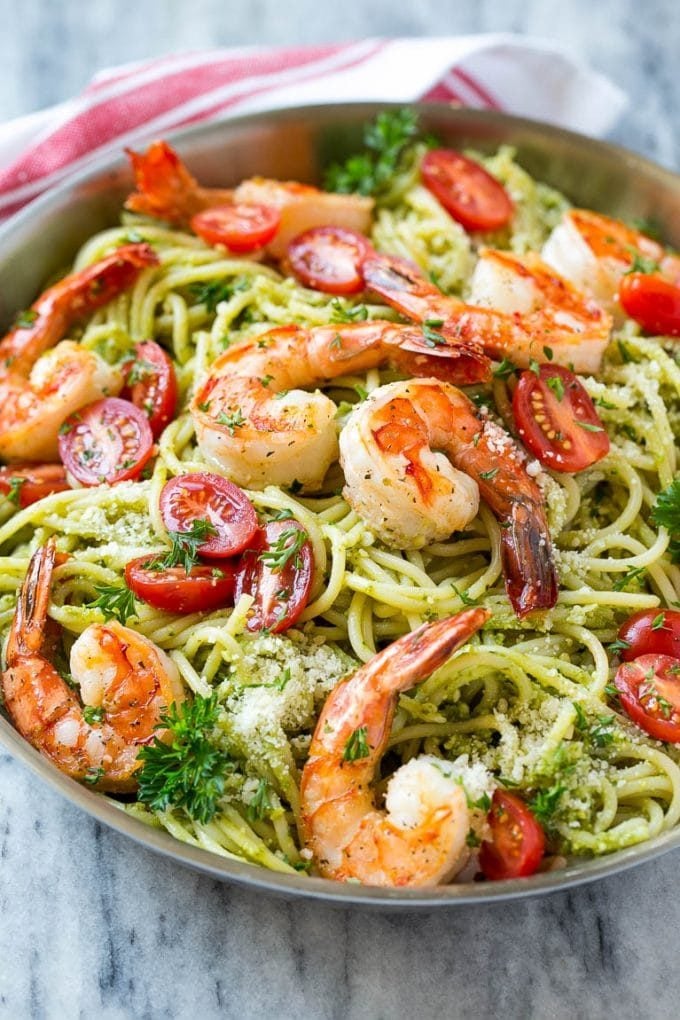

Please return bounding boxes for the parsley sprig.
[137,694,230,823]
[259,527,308,573]
[149,519,217,574]
[324,108,420,196]
[87,583,137,624]
[529,784,566,827]
[342,725,370,762]
[189,277,248,312]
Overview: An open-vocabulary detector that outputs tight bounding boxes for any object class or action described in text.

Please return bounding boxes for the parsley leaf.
[421,323,447,348]
[259,527,308,573]
[546,375,565,402]
[4,476,25,505]
[576,421,604,433]
[529,784,566,826]
[83,705,104,726]
[324,108,420,197]
[247,778,273,822]
[330,298,369,323]
[342,725,370,762]
[149,519,218,574]
[189,277,248,312]
[612,566,647,592]
[137,694,230,823]
[216,409,245,434]
[651,477,680,534]
[625,252,661,275]
[492,357,517,380]
[87,583,137,624]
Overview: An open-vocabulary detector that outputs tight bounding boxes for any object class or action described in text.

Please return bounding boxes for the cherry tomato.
[125,556,237,614]
[512,363,609,473]
[614,654,680,742]
[479,790,546,881]
[421,149,514,232]
[287,226,373,294]
[0,463,70,507]
[619,272,680,337]
[234,519,313,633]
[122,340,178,438]
[617,609,680,662]
[190,203,280,252]
[160,472,258,559]
[58,397,154,486]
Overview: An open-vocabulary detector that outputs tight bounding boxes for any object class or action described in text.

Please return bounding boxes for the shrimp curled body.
[191,321,489,491]
[1,539,184,791]
[301,609,490,887]
[340,378,558,617]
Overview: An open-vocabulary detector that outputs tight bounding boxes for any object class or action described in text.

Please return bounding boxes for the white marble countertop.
[1,1,679,1017]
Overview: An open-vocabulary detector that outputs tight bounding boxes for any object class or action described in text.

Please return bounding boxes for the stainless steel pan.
[1,102,678,908]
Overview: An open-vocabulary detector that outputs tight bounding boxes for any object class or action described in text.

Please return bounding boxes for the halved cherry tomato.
[421,149,514,232]
[479,790,545,881]
[234,519,313,633]
[122,340,178,438]
[125,556,237,614]
[512,363,609,473]
[190,203,280,252]
[618,609,680,662]
[287,226,373,294]
[614,653,680,742]
[0,463,70,507]
[160,472,258,559]
[619,273,680,337]
[58,397,154,486]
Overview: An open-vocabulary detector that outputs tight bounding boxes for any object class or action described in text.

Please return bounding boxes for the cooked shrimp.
[0,243,158,462]
[340,378,558,617]
[542,208,680,320]
[125,141,374,258]
[191,321,489,490]
[363,251,612,374]
[1,539,185,792]
[301,609,490,886]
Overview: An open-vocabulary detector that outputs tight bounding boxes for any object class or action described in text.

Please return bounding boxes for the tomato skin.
[122,340,178,438]
[512,364,609,473]
[479,790,545,881]
[190,203,280,252]
[421,149,513,232]
[618,610,680,662]
[160,472,258,559]
[619,273,680,337]
[234,519,313,633]
[614,654,680,743]
[58,397,154,486]
[287,226,373,294]
[125,556,237,614]
[0,463,70,507]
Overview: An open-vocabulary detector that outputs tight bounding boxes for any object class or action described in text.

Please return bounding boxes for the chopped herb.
[617,339,637,364]
[479,468,499,481]
[631,218,663,242]
[189,277,247,312]
[595,396,617,410]
[148,519,218,574]
[529,358,540,376]
[492,357,517,380]
[137,694,230,823]
[197,400,211,413]
[124,228,144,244]
[604,682,620,699]
[421,323,447,347]
[216,409,246,434]
[529,784,566,826]
[608,637,631,654]
[259,527,308,573]
[259,375,273,388]
[612,566,647,592]
[576,421,604,433]
[546,375,565,402]
[324,107,420,197]
[651,477,680,533]
[270,508,295,521]
[289,479,303,495]
[4,476,25,505]
[247,778,273,822]
[126,357,155,385]
[13,309,38,329]
[87,583,137,624]
[652,612,666,630]
[465,829,481,848]
[625,252,661,275]
[543,346,554,361]
[342,725,370,762]
[590,716,615,748]
[330,298,369,323]
[354,383,368,401]
[83,705,104,726]
[450,584,479,606]
[84,766,105,786]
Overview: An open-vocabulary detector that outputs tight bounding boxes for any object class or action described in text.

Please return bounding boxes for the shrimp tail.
[501,502,558,617]
[6,538,56,664]
[125,140,233,224]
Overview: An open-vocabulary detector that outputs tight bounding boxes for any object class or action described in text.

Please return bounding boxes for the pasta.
[1,137,680,882]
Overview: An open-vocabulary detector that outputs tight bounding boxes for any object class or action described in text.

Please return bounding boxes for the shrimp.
[191,320,489,491]
[0,243,158,462]
[1,539,185,792]
[542,208,680,320]
[340,378,558,617]
[125,141,374,258]
[301,609,490,887]
[363,250,612,374]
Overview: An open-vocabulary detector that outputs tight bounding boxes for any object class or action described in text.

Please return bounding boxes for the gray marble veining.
[1,1,679,1017]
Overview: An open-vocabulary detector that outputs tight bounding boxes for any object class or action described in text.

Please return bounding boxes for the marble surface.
[1,1,680,1018]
